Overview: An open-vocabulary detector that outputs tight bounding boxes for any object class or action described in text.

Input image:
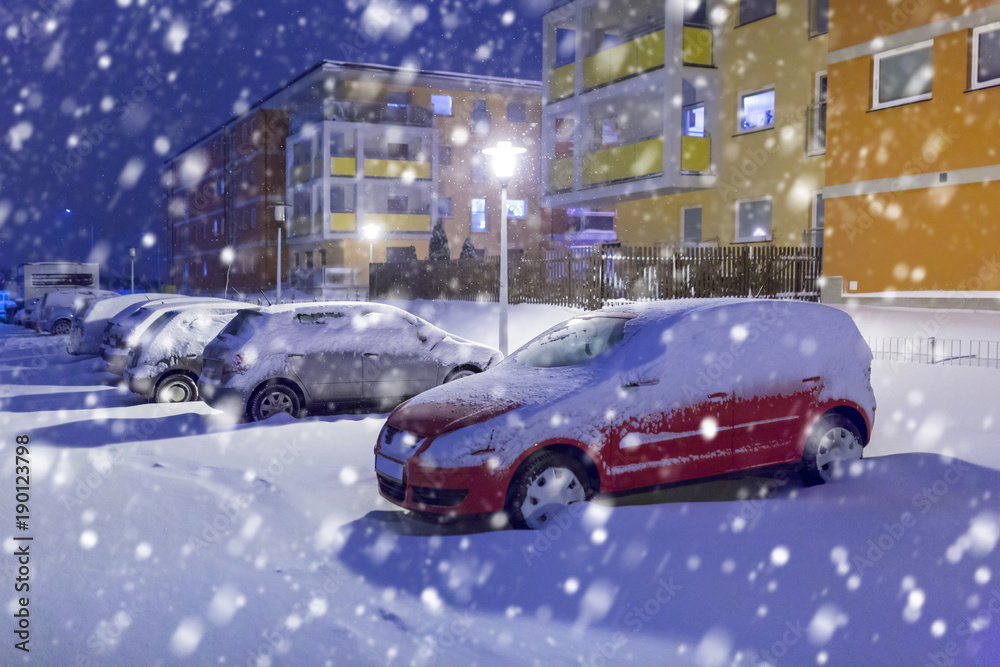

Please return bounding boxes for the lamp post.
[482,140,526,356]
[273,203,290,303]
[221,247,235,299]
[129,247,136,294]
[362,223,381,264]
[142,232,158,289]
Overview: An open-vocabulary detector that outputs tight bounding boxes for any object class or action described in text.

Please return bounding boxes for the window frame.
[738,0,777,27]
[808,71,827,156]
[809,0,829,37]
[736,85,776,134]
[872,40,934,110]
[734,196,773,243]
[681,205,702,245]
[972,22,1000,90]
[431,94,453,116]
[470,197,487,233]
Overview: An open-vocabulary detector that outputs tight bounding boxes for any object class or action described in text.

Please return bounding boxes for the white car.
[199,302,503,421]
[70,293,186,356]
[37,289,118,334]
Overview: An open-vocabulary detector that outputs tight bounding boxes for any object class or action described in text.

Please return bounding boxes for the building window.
[471,198,487,232]
[809,72,827,155]
[739,0,776,26]
[440,145,452,166]
[736,197,772,242]
[808,191,825,248]
[388,142,408,160]
[472,99,491,135]
[507,102,527,122]
[683,104,705,137]
[506,199,527,219]
[972,23,1000,89]
[472,154,487,183]
[431,94,453,116]
[873,41,933,110]
[203,261,208,277]
[319,249,327,266]
[438,197,453,218]
[738,87,775,132]
[809,0,829,37]
[213,219,219,237]
[388,91,412,106]
[249,161,257,185]
[305,251,314,269]
[682,206,702,244]
[251,208,257,228]
[597,119,618,148]
[387,195,409,214]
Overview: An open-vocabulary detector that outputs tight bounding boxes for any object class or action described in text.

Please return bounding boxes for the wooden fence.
[369,245,823,309]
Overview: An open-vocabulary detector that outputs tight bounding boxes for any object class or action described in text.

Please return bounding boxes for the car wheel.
[507,452,593,530]
[51,319,71,335]
[249,383,301,421]
[155,374,199,403]
[444,367,479,383]
[801,413,864,485]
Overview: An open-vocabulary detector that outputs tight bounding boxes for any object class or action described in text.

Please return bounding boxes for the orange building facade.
[823,0,1000,296]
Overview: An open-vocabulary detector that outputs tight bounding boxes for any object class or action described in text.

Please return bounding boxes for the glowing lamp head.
[142,233,156,248]
[482,141,526,180]
[220,247,235,265]
[362,223,381,241]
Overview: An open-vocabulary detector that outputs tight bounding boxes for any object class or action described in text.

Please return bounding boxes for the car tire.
[800,413,864,485]
[506,451,593,530]
[51,319,71,335]
[155,373,199,403]
[249,383,301,421]
[443,366,480,383]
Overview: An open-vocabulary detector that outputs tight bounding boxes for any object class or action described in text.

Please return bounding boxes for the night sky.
[0,0,548,283]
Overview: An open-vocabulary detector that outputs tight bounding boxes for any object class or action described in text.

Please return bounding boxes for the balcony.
[550,63,575,102]
[331,157,356,177]
[331,212,356,231]
[583,29,664,91]
[291,102,434,133]
[363,159,431,179]
[549,157,574,191]
[680,135,711,174]
[364,212,431,232]
[582,137,663,186]
[682,25,713,66]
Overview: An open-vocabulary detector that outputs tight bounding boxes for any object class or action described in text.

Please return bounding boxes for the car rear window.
[221,310,263,336]
[515,317,629,368]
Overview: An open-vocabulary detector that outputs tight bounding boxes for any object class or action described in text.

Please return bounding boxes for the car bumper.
[375,454,507,516]
[198,380,248,413]
[124,370,156,399]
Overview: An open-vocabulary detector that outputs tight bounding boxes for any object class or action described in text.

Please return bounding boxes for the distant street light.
[129,247,136,294]
[142,232,159,289]
[362,223,381,264]
[273,203,290,303]
[482,140,526,357]
[221,246,235,298]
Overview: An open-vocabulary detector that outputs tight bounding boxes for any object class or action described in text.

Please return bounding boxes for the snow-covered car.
[36,288,118,335]
[198,302,503,421]
[69,293,186,356]
[18,298,41,330]
[102,298,235,375]
[123,305,245,402]
[374,299,877,529]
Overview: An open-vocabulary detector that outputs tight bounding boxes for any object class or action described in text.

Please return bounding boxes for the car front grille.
[383,425,400,445]
[377,473,406,502]
[411,486,468,507]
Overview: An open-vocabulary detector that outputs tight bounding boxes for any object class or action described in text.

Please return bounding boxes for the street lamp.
[482,140,526,356]
[273,203,291,303]
[129,247,136,294]
[362,223,381,264]
[142,232,159,290]
[221,246,235,298]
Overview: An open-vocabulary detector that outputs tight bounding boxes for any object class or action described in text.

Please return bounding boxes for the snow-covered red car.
[198,302,503,421]
[374,299,877,529]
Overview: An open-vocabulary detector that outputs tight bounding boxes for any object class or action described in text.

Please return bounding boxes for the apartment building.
[541,0,830,249]
[823,0,1000,296]
[164,61,545,294]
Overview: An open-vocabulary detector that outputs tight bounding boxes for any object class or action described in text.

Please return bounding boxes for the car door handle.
[802,376,821,383]
[364,352,379,357]
[288,353,304,358]
[707,392,728,400]
[622,378,659,388]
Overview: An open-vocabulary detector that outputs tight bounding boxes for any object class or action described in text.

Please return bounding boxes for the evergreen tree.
[428,220,451,261]
[460,237,478,259]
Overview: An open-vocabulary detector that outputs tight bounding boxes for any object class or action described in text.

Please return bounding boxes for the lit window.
[736,197,772,242]
[438,197,453,218]
[873,41,933,109]
[431,95,453,116]
[440,145,452,166]
[472,99,491,135]
[506,199,526,219]
[471,198,486,232]
[973,23,1000,89]
[738,88,775,132]
[683,104,705,137]
[739,0,776,26]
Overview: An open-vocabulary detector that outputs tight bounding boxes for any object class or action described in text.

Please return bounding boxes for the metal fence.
[867,336,1000,368]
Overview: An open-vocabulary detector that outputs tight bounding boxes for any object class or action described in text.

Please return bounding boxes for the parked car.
[36,288,118,335]
[199,302,503,421]
[18,298,41,329]
[373,299,877,529]
[102,298,234,376]
[0,291,16,324]
[69,293,186,356]
[123,305,245,402]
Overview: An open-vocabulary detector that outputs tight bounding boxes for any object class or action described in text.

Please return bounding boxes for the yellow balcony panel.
[548,157,574,191]
[363,159,431,179]
[331,157,356,176]
[583,40,638,90]
[635,30,665,73]
[583,137,663,186]
[331,212,356,231]
[681,135,711,174]
[365,213,431,233]
[683,26,713,67]
[549,63,575,101]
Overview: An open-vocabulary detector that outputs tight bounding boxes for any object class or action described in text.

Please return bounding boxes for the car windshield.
[220,310,262,337]
[515,316,628,368]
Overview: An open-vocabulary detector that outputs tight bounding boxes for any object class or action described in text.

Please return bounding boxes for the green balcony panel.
[681,135,711,173]
[549,64,575,101]
[683,26,713,66]
[584,40,638,89]
[635,30,665,72]
[583,137,663,186]
[548,157,574,191]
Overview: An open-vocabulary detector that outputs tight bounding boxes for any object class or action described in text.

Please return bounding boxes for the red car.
[374,300,876,529]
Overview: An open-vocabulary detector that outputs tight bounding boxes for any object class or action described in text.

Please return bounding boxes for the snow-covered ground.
[1,300,999,666]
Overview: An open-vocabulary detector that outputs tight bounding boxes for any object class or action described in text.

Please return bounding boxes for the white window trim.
[734,196,773,243]
[735,85,775,135]
[811,189,824,229]
[972,22,1000,90]
[872,40,934,110]
[680,205,702,245]
[808,70,827,157]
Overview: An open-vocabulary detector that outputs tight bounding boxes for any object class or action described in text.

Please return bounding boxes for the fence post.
[929,336,935,364]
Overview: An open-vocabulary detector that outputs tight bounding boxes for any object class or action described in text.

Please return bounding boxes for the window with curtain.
[471,198,486,232]
[739,88,775,131]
